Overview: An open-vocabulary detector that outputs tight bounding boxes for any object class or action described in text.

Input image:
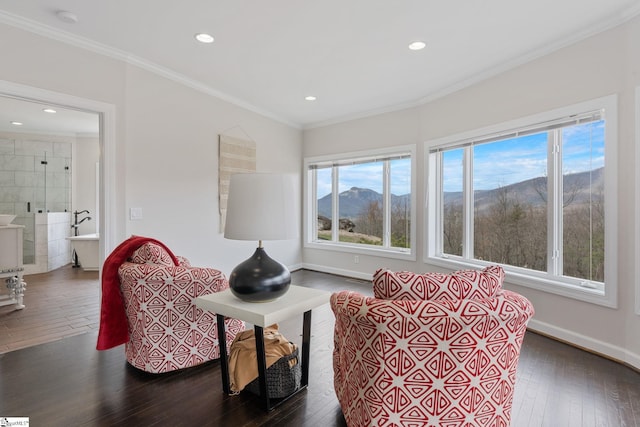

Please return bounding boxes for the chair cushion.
[129,242,177,266]
[373,265,504,301]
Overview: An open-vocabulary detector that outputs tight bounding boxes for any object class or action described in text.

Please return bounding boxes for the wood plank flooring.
[0,266,99,353]
[1,269,639,426]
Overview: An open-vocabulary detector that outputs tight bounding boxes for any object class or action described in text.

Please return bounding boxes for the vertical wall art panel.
[219,135,256,232]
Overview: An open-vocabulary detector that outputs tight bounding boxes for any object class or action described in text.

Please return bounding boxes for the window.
[305,146,415,259]
[427,96,617,306]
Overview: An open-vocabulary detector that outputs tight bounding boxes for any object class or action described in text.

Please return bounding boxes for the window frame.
[304,145,417,261]
[425,95,618,307]
[635,86,640,316]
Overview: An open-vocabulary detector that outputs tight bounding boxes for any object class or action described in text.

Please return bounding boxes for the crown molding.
[2,4,638,133]
[303,3,640,130]
[0,10,301,130]
[413,2,640,107]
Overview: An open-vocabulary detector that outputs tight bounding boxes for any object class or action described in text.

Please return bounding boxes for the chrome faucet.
[71,216,92,227]
[72,210,91,231]
[71,210,92,268]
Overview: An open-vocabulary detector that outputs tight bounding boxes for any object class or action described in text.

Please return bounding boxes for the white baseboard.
[287,262,304,273]
[299,264,640,371]
[300,263,373,281]
[528,318,640,370]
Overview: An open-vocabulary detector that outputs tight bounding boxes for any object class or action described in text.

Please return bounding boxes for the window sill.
[425,255,616,308]
[305,241,416,261]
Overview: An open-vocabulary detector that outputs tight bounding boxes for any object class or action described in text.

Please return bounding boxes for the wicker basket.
[245,347,301,398]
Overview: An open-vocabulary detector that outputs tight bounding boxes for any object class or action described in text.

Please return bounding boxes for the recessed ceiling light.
[408,41,426,51]
[195,33,214,43]
[56,10,78,24]
[11,121,23,126]
[305,96,317,101]
[43,108,57,114]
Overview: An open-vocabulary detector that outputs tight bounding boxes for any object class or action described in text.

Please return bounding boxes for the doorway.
[0,79,116,271]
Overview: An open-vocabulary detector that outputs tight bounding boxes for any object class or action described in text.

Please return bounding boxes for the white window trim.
[304,145,417,261]
[425,95,618,308]
[636,86,640,315]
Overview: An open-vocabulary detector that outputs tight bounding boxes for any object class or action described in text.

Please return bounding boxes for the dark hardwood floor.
[1,269,639,426]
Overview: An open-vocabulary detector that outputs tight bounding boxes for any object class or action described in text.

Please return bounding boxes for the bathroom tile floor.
[0,265,99,353]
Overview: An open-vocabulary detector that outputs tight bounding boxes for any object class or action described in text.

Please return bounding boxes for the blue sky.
[315,121,604,197]
[316,158,411,198]
[444,121,604,192]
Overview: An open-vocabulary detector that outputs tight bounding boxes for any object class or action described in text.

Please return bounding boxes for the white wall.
[73,135,99,236]
[303,16,640,367]
[122,65,302,271]
[0,22,303,277]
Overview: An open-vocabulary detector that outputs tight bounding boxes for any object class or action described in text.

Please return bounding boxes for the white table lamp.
[224,173,297,302]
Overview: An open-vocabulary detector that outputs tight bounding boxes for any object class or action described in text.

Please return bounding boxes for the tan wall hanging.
[219,134,256,232]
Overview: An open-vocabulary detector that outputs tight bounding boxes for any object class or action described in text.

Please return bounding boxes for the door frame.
[0,79,117,271]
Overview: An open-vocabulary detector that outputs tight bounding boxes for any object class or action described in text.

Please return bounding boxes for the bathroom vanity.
[0,224,26,310]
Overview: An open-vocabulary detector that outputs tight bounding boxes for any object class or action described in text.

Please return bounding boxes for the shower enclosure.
[0,136,72,266]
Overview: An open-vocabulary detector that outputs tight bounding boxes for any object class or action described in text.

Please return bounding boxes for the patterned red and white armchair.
[118,242,244,373]
[331,265,534,427]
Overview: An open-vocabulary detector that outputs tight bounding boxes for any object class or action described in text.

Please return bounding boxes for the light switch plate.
[130,207,143,220]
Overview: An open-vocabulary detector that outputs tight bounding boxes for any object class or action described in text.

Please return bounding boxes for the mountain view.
[317,187,410,219]
[317,167,603,219]
[446,167,604,212]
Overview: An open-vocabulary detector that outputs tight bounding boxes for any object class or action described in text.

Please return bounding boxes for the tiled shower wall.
[0,133,72,264]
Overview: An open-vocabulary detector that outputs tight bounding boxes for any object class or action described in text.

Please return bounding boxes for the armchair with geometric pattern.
[117,242,245,373]
[331,265,534,426]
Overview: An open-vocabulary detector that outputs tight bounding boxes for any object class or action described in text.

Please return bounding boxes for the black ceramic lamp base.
[229,247,291,302]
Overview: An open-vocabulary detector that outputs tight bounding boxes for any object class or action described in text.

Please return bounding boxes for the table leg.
[15,274,25,310]
[254,325,271,411]
[301,310,311,387]
[219,311,314,411]
[216,314,230,394]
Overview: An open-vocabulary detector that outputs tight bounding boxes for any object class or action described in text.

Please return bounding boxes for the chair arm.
[331,289,534,324]
[177,256,191,267]
[170,265,230,294]
[119,263,230,297]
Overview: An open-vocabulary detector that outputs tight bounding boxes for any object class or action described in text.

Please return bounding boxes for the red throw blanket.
[96,235,179,350]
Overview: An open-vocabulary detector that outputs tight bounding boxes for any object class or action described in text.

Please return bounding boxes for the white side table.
[195,285,331,411]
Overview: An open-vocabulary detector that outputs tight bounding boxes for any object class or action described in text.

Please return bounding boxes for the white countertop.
[195,285,331,327]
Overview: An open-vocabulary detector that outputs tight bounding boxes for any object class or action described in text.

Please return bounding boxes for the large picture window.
[305,146,415,258]
[427,96,617,306]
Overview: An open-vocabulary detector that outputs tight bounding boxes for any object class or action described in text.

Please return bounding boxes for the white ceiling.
[0,96,99,134]
[0,0,639,131]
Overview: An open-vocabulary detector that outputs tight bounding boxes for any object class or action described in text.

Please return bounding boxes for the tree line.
[444,183,604,282]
